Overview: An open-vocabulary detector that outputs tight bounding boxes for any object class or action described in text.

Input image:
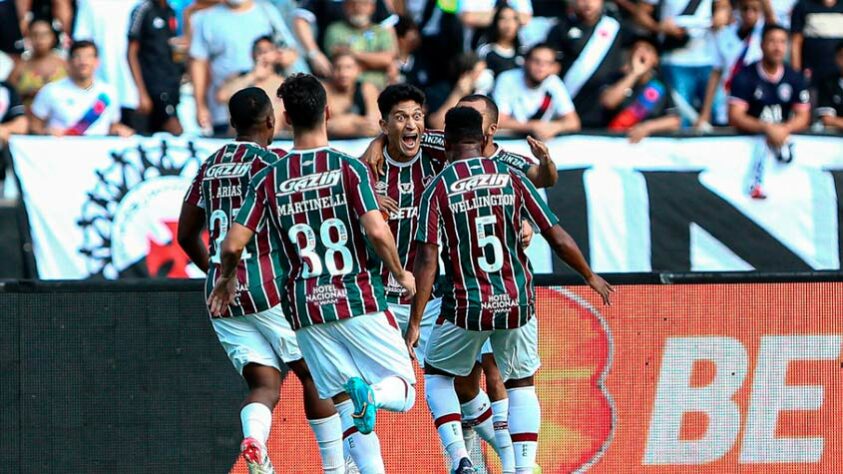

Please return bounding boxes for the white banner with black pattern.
[9,133,843,279]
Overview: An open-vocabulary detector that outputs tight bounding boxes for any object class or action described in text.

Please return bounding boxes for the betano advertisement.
[228,283,842,473]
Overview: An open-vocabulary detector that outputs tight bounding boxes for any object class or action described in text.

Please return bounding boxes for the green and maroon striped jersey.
[236,146,388,330]
[420,129,537,175]
[416,157,559,331]
[376,147,445,303]
[184,142,286,318]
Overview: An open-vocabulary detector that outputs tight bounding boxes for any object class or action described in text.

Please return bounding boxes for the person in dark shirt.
[601,36,681,142]
[546,0,628,128]
[0,0,24,57]
[791,0,843,84]
[394,16,434,90]
[127,0,184,135]
[817,41,843,131]
[729,24,811,198]
[476,5,524,79]
[0,81,27,147]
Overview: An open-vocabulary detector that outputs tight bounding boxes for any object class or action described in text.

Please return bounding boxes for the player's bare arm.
[177,202,210,273]
[406,242,438,360]
[360,210,416,297]
[361,133,388,176]
[208,223,255,316]
[525,136,558,187]
[543,225,615,305]
[520,219,534,248]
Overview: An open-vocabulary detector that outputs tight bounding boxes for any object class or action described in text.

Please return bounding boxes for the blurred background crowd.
[0,0,841,148]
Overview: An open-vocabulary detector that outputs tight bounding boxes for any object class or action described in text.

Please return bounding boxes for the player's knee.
[402,382,417,412]
[503,375,535,390]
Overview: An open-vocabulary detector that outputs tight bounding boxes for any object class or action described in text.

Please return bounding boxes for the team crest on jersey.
[78,139,208,278]
[778,83,792,102]
[422,175,434,187]
[399,182,414,194]
[278,170,341,195]
[449,174,510,194]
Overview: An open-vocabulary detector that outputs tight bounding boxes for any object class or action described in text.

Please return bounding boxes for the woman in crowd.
[8,18,67,114]
[476,5,524,79]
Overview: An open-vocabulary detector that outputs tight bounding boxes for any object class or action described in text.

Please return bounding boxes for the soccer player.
[209,74,418,474]
[178,87,344,473]
[408,107,613,473]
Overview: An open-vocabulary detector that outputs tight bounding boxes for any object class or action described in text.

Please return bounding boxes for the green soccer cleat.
[345,377,376,434]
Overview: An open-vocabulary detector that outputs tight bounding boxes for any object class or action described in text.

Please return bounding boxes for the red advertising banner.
[230,283,843,473]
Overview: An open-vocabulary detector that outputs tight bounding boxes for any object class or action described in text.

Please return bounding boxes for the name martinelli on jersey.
[449,193,515,214]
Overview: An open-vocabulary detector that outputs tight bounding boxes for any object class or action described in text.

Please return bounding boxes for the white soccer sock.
[425,374,469,466]
[308,414,345,474]
[240,402,272,446]
[337,400,385,474]
[461,390,497,451]
[492,399,515,474]
[507,387,540,474]
[371,376,416,412]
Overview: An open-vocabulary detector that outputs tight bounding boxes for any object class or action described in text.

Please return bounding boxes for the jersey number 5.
[288,218,353,278]
[475,215,503,273]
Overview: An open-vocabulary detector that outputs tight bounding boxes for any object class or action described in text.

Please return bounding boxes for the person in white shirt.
[493,43,581,139]
[30,40,133,137]
[697,0,765,128]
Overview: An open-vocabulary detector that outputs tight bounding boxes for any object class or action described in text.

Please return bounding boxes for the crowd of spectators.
[0,0,841,147]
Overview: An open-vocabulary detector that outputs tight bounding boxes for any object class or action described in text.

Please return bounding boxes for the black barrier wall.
[0,281,251,473]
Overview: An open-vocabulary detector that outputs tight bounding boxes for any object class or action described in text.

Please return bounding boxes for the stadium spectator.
[323,0,398,90]
[30,40,133,136]
[323,50,380,137]
[636,0,731,126]
[393,16,434,90]
[697,0,765,128]
[217,36,287,136]
[791,0,843,84]
[601,36,681,142]
[8,19,67,114]
[127,0,184,135]
[476,5,524,79]
[458,0,532,49]
[0,80,27,147]
[493,43,581,139]
[816,41,843,131]
[189,0,301,135]
[293,0,395,77]
[426,52,492,129]
[729,25,810,185]
[762,0,797,27]
[0,0,25,58]
[546,0,628,128]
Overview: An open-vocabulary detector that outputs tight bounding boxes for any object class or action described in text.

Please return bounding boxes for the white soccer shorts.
[211,305,302,375]
[388,297,442,365]
[424,317,540,382]
[295,311,417,399]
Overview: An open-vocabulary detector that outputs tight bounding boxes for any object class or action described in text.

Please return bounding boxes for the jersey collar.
[756,61,784,83]
[384,146,421,168]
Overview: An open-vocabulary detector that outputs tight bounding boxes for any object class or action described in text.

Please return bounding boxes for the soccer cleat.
[452,457,476,474]
[345,376,377,434]
[749,184,767,200]
[240,437,275,474]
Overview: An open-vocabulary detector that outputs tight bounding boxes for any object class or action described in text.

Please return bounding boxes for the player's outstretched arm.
[407,242,438,360]
[208,223,255,316]
[543,225,614,306]
[177,202,209,274]
[360,133,388,176]
[360,211,416,298]
[525,136,558,188]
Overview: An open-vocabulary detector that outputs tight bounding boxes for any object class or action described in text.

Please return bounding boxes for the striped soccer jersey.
[236,146,388,330]
[416,157,559,331]
[183,142,286,317]
[419,128,537,174]
[376,147,445,303]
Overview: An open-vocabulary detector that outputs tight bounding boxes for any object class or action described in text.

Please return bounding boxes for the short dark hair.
[459,94,499,126]
[525,42,557,62]
[444,106,484,144]
[277,73,327,130]
[377,84,426,119]
[762,24,788,41]
[69,40,98,57]
[229,87,272,132]
[395,15,418,38]
[252,35,275,55]
[487,5,521,51]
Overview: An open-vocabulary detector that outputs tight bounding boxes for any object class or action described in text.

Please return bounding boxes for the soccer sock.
[507,387,540,474]
[240,402,272,446]
[371,376,416,412]
[337,399,385,474]
[425,374,469,466]
[308,414,345,474]
[461,390,497,452]
[492,399,515,474]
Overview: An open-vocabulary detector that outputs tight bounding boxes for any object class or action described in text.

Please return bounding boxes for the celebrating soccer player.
[209,74,418,474]
[408,107,613,474]
[178,87,344,473]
